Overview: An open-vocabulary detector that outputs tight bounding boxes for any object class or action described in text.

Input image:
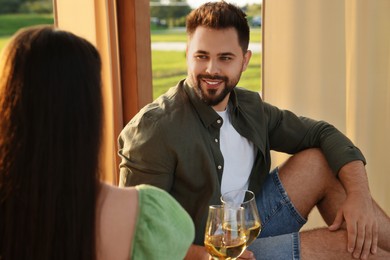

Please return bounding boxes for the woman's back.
[0,26,194,260]
[0,26,101,260]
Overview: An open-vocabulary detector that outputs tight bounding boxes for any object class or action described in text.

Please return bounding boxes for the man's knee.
[291,148,328,167]
[280,148,333,177]
[277,148,337,217]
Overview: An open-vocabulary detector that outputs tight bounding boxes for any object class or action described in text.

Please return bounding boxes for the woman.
[0,25,194,260]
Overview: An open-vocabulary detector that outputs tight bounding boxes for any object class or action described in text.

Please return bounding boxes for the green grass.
[0,14,54,52]
[152,50,262,100]
[0,14,53,36]
[0,14,261,99]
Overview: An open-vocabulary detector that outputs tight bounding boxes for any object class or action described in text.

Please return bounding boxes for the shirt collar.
[183,79,240,128]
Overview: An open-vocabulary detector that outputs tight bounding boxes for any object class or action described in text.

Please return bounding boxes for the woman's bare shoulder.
[96,183,139,260]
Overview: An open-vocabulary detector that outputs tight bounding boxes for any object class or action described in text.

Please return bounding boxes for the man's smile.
[202,78,223,89]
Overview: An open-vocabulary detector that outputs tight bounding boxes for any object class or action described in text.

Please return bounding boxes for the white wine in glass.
[204,205,247,259]
[221,190,262,246]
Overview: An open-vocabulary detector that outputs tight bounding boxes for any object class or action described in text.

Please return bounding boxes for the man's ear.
[242,50,252,72]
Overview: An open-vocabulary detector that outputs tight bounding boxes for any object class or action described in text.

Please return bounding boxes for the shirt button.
[217,119,222,124]
[214,138,219,143]
[217,165,222,170]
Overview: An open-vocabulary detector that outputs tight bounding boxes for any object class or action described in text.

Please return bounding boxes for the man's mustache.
[197,74,228,81]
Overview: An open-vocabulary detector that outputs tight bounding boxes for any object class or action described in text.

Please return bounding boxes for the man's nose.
[205,59,220,75]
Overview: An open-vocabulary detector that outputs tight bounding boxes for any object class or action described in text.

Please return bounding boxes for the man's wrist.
[184,244,210,260]
[338,160,370,194]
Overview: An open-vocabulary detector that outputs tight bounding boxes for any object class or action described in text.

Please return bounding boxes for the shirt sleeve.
[131,185,195,260]
[263,101,366,174]
[117,112,175,191]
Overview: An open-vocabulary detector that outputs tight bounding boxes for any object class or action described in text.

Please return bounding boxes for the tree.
[150,0,192,28]
[0,0,23,14]
[244,3,262,18]
[243,3,262,27]
[0,0,52,14]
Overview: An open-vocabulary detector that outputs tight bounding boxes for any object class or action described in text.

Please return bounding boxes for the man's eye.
[195,55,208,59]
[220,56,232,61]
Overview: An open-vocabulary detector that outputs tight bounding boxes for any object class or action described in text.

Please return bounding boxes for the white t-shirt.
[216,109,256,195]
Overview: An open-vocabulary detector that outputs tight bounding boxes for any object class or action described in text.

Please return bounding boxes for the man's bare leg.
[300,229,390,260]
[278,148,390,258]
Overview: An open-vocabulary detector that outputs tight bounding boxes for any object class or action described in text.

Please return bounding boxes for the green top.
[119,79,366,245]
[131,185,194,259]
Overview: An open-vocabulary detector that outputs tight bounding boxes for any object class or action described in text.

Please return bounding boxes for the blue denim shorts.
[247,167,307,259]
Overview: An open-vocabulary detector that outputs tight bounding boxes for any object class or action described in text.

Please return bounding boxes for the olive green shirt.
[118,79,365,245]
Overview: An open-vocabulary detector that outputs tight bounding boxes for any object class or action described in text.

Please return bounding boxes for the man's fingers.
[359,225,372,260]
[329,210,344,231]
[352,223,364,258]
[371,221,379,254]
[239,249,255,260]
[347,221,357,253]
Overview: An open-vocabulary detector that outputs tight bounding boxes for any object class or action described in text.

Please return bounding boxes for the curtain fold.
[345,0,390,207]
[55,0,121,184]
[54,0,153,184]
[264,0,390,227]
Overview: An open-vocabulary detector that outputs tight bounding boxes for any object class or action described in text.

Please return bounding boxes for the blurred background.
[0,0,262,99]
[1,0,389,231]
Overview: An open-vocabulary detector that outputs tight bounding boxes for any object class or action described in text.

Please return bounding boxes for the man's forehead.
[188,26,238,39]
[187,26,241,53]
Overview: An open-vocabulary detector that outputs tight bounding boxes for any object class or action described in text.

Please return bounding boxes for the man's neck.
[212,95,230,112]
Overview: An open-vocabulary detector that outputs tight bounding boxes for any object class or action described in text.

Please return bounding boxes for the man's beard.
[194,74,237,106]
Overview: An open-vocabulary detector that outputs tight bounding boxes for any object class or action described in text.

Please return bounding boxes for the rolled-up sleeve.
[264,102,366,174]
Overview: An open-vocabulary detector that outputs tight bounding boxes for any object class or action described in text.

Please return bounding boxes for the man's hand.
[184,244,210,260]
[329,161,378,260]
[237,249,255,259]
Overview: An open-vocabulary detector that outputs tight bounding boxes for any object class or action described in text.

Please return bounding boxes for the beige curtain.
[54,0,122,184]
[263,0,390,228]
[54,0,152,184]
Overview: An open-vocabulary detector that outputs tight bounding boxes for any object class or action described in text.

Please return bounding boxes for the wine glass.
[204,205,247,259]
[221,190,262,246]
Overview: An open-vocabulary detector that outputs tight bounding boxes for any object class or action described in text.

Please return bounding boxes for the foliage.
[0,0,22,14]
[150,0,191,28]
[0,13,262,100]
[244,3,262,17]
[19,1,53,14]
[242,3,262,27]
[150,1,262,29]
[0,0,52,14]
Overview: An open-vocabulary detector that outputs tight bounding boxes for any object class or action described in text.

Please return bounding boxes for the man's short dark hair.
[186,1,250,53]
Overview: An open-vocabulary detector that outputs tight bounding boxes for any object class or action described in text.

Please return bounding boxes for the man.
[118,1,390,259]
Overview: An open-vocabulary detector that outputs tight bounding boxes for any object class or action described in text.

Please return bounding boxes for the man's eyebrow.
[193,50,236,57]
[218,52,236,57]
[194,50,209,55]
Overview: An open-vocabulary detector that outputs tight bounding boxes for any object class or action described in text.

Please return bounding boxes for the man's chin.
[202,95,224,106]
[205,88,219,95]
